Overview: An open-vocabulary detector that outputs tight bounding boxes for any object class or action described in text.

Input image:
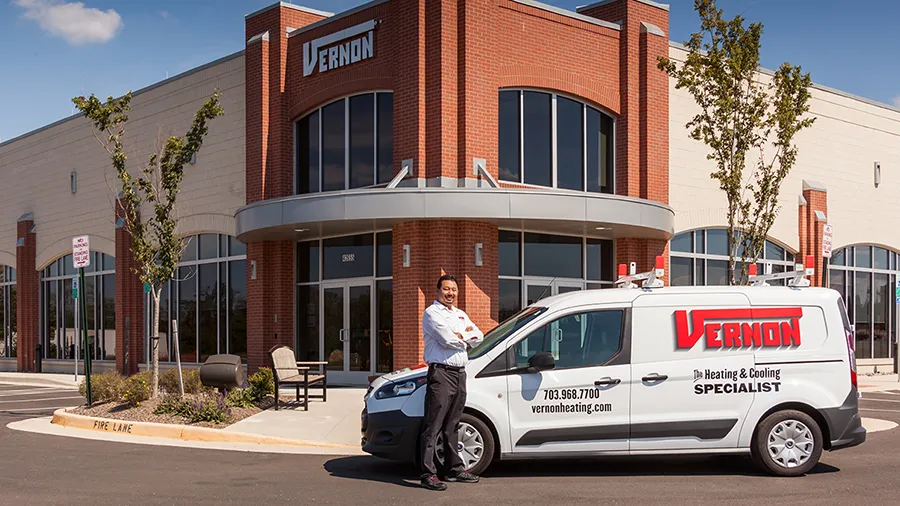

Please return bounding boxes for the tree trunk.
[151,287,161,398]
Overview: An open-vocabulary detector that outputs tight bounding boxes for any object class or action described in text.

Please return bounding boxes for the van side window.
[513,309,624,370]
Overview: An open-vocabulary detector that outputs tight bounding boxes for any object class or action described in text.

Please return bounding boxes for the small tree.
[73,91,224,397]
[658,0,816,284]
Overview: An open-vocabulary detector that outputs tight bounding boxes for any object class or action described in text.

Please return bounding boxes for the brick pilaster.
[799,181,828,287]
[16,214,37,372]
[246,240,294,373]
[615,237,669,285]
[114,202,144,375]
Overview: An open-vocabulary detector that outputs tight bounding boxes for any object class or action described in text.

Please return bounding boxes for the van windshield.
[468,306,547,359]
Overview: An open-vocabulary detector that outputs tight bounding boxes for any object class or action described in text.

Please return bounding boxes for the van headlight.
[374,375,427,400]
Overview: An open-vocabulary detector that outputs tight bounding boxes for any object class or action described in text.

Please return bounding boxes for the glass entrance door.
[524,279,583,306]
[322,281,374,385]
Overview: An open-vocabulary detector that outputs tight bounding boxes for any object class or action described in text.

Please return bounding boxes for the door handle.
[339,329,347,342]
[641,373,668,382]
[594,377,621,386]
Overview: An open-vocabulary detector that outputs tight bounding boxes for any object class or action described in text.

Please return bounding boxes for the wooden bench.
[268,345,328,411]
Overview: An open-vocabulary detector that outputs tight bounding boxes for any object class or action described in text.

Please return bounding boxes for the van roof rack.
[615,256,665,289]
[749,255,814,287]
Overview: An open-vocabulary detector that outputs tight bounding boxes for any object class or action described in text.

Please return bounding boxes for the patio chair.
[268,345,328,411]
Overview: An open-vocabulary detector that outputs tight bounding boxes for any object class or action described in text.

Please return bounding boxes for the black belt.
[430,363,464,372]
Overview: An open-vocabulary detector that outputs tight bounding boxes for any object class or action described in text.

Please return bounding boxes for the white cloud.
[892,95,900,108]
[15,0,123,45]
[159,10,168,19]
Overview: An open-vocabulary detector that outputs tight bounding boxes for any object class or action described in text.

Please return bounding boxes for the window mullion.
[551,94,558,188]
[519,91,524,184]
[344,98,350,190]
[373,93,378,187]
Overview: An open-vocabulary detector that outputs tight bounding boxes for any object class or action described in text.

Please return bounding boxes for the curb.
[50,409,359,449]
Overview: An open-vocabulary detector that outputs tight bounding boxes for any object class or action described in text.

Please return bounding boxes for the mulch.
[69,394,276,429]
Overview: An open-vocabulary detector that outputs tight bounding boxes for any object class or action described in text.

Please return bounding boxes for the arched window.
[296,91,394,194]
[498,89,614,193]
[150,233,247,364]
[829,245,897,360]
[669,228,795,286]
[41,253,115,360]
[0,266,15,358]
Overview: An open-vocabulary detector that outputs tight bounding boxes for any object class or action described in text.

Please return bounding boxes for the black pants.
[419,364,467,478]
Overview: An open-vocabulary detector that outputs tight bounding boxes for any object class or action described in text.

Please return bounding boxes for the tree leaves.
[658,0,815,284]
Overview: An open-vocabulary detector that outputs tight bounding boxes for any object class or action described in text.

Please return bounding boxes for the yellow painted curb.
[50,409,358,449]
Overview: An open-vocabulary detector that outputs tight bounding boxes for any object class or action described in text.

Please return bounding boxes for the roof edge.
[245,2,333,20]
[577,0,670,13]
[289,0,391,37]
[512,0,621,31]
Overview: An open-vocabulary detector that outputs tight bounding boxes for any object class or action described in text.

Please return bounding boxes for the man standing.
[419,274,484,491]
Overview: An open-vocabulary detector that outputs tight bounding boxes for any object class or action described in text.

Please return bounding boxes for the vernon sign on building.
[303,20,376,77]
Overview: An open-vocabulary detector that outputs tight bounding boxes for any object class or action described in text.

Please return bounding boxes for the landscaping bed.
[69,367,276,429]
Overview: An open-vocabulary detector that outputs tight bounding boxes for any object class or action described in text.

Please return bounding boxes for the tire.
[416,413,496,476]
[753,409,823,477]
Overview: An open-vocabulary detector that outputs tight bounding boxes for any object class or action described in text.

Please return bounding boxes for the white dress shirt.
[422,301,484,368]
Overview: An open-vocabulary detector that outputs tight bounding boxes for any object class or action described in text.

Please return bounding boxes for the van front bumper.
[361,407,422,462]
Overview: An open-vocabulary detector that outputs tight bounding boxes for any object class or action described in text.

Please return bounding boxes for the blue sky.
[1,0,898,143]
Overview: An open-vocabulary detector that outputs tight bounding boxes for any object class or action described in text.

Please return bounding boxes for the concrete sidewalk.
[0,372,81,390]
[859,373,900,393]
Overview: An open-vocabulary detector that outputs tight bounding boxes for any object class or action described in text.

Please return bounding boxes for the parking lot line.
[0,389,71,397]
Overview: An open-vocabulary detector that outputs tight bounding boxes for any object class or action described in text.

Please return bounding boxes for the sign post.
[822,225,833,288]
[72,235,92,405]
[73,276,78,381]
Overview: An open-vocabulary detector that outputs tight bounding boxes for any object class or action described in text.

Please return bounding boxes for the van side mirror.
[528,351,556,372]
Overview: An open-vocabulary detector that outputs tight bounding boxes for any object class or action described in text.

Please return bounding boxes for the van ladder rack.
[614,256,665,289]
[748,255,815,287]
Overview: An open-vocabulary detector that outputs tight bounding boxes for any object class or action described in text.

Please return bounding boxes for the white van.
[361,256,865,477]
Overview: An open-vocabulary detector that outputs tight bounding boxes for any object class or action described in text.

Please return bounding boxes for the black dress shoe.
[420,475,447,491]
[443,471,480,483]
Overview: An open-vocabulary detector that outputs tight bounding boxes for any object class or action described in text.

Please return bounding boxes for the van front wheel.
[753,410,823,477]
[435,413,495,476]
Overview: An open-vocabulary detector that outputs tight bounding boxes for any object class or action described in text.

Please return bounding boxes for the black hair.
[436,274,458,290]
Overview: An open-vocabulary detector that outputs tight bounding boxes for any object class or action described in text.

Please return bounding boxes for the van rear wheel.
[753,410,823,477]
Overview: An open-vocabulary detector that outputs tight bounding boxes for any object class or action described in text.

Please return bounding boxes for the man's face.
[437,279,458,307]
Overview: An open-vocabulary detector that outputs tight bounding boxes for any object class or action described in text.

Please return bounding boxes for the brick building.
[1,0,898,382]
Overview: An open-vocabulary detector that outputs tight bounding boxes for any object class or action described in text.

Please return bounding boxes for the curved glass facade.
[0,266,15,358]
[829,245,897,360]
[296,92,394,194]
[41,253,115,360]
[498,90,614,193]
[147,233,248,363]
[669,228,796,286]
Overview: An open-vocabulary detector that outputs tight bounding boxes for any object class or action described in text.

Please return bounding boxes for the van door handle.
[642,373,668,382]
[594,377,621,386]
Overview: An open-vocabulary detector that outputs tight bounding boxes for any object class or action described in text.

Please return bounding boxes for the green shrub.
[188,393,232,424]
[154,393,189,416]
[159,368,210,395]
[78,372,125,404]
[225,387,256,408]
[247,367,274,402]
[122,371,152,407]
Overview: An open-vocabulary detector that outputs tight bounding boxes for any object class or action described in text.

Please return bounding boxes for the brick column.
[615,238,669,285]
[16,213,37,372]
[114,203,144,375]
[799,181,828,287]
[246,240,294,373]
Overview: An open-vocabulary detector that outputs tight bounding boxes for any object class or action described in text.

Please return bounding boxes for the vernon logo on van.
[303,20,376,77]
[674,308,803,349]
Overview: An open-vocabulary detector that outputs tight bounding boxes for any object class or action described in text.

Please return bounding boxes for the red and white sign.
[72,235,91,269]
[822,224,834,258]
[674,308,803,349]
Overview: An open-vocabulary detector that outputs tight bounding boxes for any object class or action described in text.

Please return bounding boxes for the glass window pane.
[600,240,613,282]
[103,274,115,361]
[556,97,583,191]
[874,273,890,358]
[376,231,392,278]
[765,240,785,261]
[856,246,872,268]
[199,233,218,260]
[499,279,521,324]
[45,280,56,357]
[229,261,247,361]
[103,254,115,271]
[587,108,612,193]
[855,272,871,359]
[498,91,521,182]
[707,229,728,256]
[830,270,846,302]
[229,236,247,257]
[297,110,320,194]
[695,258,705,285]
[499,231,521,277]
[376,280,393,373]
[322,99,346,192]
[671,256,693,286]
[219,263,227,355]
[349,94,375,189]
[49,260,58,277]
[63,278,74,359]
[179,266,197,363]
[875,247,890,270]
[831,248,844,266]
[519,310,623,370]
[8,286,15,358]
[671,232,692,253]
[181,237,198,262]
[296,284,319,362]
[586,239,613,281]
[297,240,320,283]
[377,93,393,185]
[513,323,546,369]
[63,255,74,276]
[198,263,218,362]
[707,259,728,286]
[695,230,705,254]
[523,91,551,187]
[524,233,581,278]
[158,282,170,362]
[85,276,95,360]
[323,234,374,279]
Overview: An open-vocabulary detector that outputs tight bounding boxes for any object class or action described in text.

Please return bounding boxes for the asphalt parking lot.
[0,383,85,416]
